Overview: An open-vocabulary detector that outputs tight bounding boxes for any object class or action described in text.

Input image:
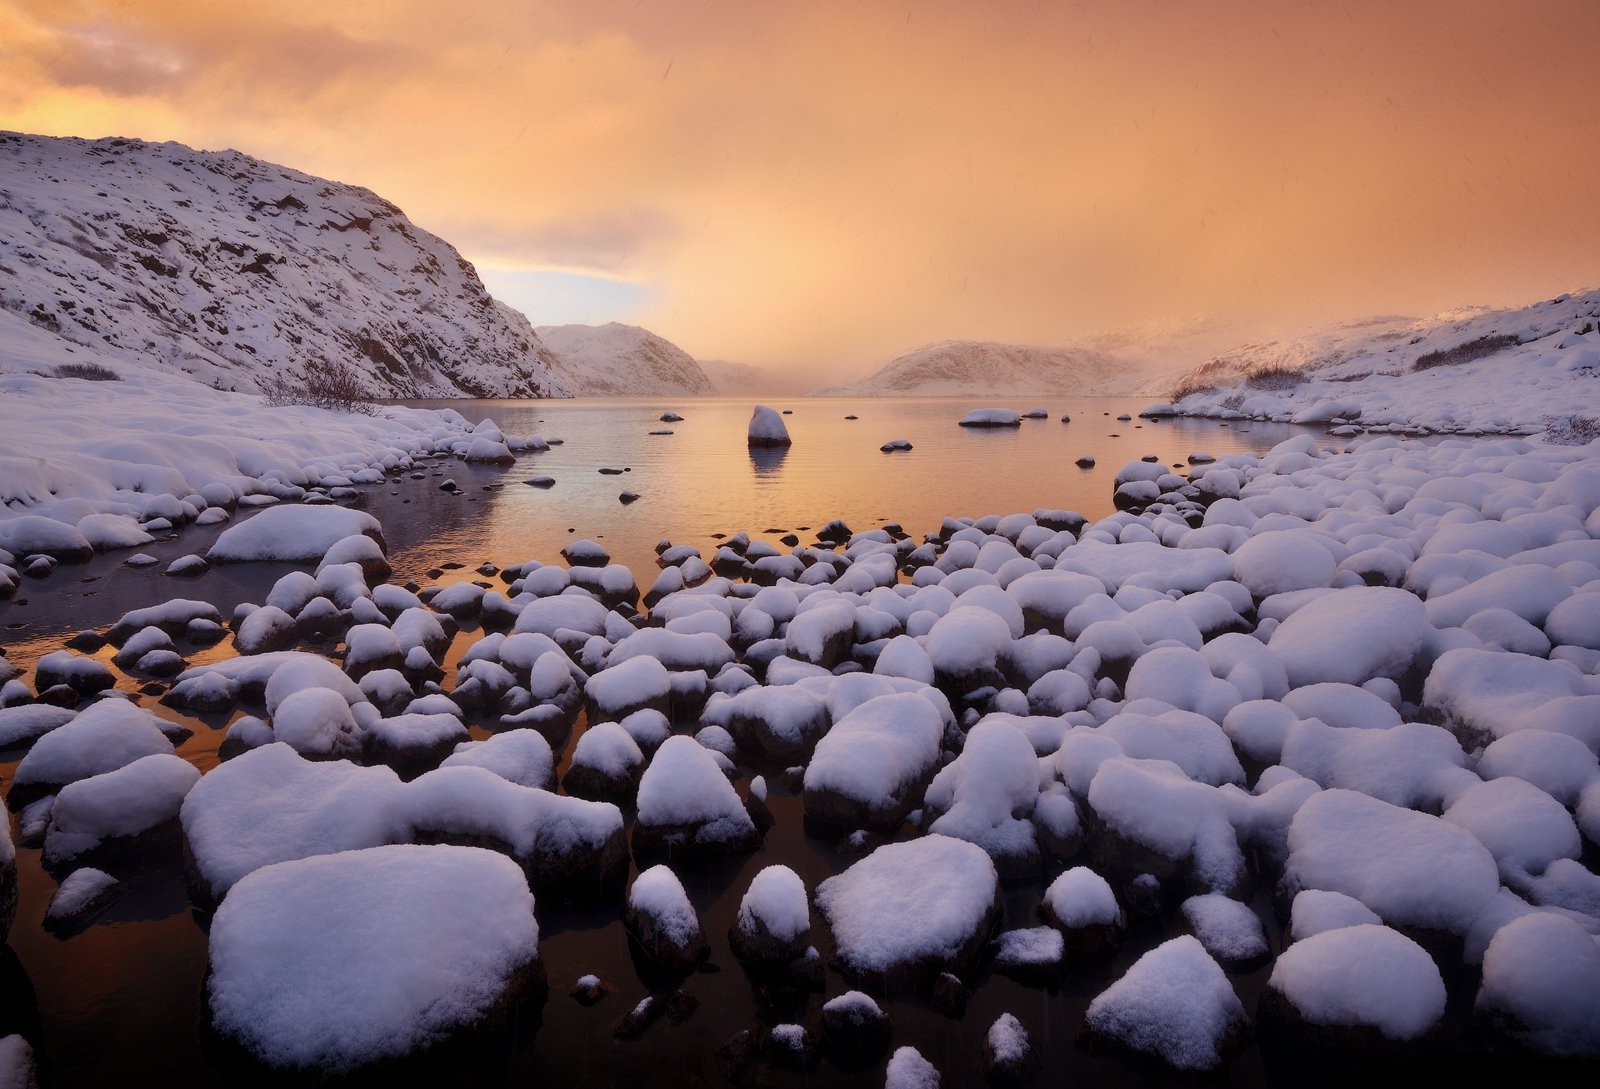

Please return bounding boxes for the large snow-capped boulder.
[748,405,792,447]
[1262,924,1446,1046]
[1083,935,1247,1072]
[804,692,946,832]
[207,844,541,1072]
[632,735,759,858]
[1267,586,1429,688]
[815,835,1000,985]
[207,505,386,564]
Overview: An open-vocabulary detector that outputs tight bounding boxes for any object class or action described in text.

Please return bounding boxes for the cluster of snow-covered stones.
[2,426,1600,1077]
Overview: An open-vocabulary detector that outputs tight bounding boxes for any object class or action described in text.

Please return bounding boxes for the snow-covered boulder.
[748,405,792,447]
[43,753,199,869]
[1283,789,1500,935]
[1180,894,1267,964]
[207,844,540,1072]
[624,864,707,973]
[921,718,1041,876]
[364,712,470,776]
[729,864,811,968]
[208,506,385,564]
[804,692,946,832]
[1268,586,1429,688]
[815,835,1000,985]
[632,735,760,858]
[1262,924,1445,1049]
[562,722,646,801]
[724,685,829,763]
[1040,866,1123,953]
[1474,912,1600,1057]
[820,990,893,1063]
[958,408,1022,428]
[440,731,555,792]
[1083,935,1247,1072]
[11,700,175,805]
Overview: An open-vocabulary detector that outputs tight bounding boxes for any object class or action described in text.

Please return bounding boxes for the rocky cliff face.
[0,131,570,397]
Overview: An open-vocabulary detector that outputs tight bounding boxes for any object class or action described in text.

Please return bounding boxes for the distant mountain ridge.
[811,339,1158,397]
[535,322,716,396]
[0,131,570,397]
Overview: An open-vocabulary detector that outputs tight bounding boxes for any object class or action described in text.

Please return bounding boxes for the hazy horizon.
[4,0,1596,384]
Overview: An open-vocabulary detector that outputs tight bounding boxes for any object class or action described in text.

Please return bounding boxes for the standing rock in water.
[748,405,792,448]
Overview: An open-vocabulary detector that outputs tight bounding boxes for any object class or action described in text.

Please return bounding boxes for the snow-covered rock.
[1263,924,1445,1044]
[1083,935,1247,1071]
[815,835,1000,984]
[624,864,707,972]
[747,405,792,447]
[207,844,541,1072]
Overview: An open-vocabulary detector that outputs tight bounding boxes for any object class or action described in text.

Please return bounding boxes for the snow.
[627,864,702,948]
[1477,730,1598,806]
[46,866,120,926]
[442,732,554,791]
[815,836,998,977]
[569,722,645,779]
[271,687,362,760]
[885,1046,941,1089]
[536,322,715,396]
[748,405,792,447]
[1280,719,1471,809]
[1099,707,1245,786]
[1180,894,1267,961]
[0,704,76,749]
[1231,531,1337,598]
[1042,867,1121,928]
[1287,889,1383,942]
[1086,757,1243,892]
[993,926,1063,973]
[958,408,1022,428]
[1423,647,1600,749]
[12,700,175,794]
[180,743,405,903]
[1475,912,1600,1056]
[922,718,1040,862]
[207,506,384,564]
[1268,924,1446,1039]
[43,753,199,863]
[207,844,538,1071]
[804,693,945,825]
[1268,586,1430,687]
[734,865,810,944]
[1284,789,1501,933]
[1442,777,1581,880]
[634,735,754,835]
[1084,935,1246,1071]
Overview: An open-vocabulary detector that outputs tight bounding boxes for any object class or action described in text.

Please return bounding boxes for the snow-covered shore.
[2,408,1599,1077]
[1150,290,1600,439]
[0,360,522,571]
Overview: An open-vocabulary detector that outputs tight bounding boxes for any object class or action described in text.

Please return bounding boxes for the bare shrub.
[1242,366,1305,392]
[51,361,120,381]
[1413,333,1518,372]
[262,361,378,415]
[1542,414,1600,446]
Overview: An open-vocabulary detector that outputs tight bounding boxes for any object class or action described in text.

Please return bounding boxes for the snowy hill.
[699,359,809,397]
[535,322,716,396]
[0,131,570,398]
[1157,290,1600,436]
[811,340,1156,397]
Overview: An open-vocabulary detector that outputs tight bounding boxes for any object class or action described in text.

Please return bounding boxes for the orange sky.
[2,0,1597,379]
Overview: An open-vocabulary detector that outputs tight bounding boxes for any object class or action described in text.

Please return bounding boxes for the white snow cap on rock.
[208,506,384,564]
[1268,924,1445,1040]
[747,405,792,446]
[207,844,538,1071]
[1085,935,1246,1071]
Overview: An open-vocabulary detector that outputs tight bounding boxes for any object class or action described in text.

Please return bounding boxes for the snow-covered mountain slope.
[1157,290,1600,436]
[0,131,569,398]
[534,322,715,397]
[699,358,810,398]
[811,340,1156,397]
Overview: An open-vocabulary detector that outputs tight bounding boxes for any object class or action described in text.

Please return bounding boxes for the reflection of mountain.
[748,445,790,476]
[0,131,569,396]
[537,322,717,396]
[811,340,1161,396]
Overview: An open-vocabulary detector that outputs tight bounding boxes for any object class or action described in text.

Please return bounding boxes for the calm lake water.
[3,397,1504,1088]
